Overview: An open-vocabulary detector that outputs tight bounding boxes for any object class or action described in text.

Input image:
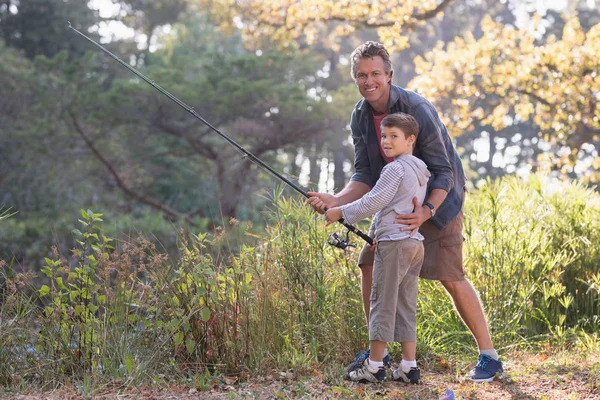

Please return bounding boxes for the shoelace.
[477,355,490,369]
[350,350,369,369]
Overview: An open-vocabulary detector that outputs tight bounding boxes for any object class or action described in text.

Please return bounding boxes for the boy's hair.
[381,113,419,139]
[350,41,393,82]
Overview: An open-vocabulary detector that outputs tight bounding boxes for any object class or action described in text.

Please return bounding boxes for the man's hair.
[350,41,394,82]
[381,113,419,139]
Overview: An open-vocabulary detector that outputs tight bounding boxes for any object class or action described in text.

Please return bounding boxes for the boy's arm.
[341,163,405,225]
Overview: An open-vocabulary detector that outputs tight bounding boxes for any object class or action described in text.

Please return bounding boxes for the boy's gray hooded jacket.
[341,154,430,241]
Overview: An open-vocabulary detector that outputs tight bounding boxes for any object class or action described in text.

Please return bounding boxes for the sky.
[88,0,135,43]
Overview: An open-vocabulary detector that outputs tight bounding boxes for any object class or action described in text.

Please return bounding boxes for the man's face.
[355,56,391,112]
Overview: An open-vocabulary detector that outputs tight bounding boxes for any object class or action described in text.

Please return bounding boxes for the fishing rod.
[68,22,373,248]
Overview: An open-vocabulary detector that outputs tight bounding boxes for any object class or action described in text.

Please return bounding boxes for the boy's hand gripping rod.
[68,22,373,247]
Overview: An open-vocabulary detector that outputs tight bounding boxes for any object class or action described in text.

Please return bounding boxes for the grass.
[0,173,599,396]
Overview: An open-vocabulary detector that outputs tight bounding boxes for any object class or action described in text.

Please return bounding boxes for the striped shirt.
[341,154,430,241]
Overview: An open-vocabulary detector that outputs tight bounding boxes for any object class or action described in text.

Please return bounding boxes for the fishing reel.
[327,231,357,250]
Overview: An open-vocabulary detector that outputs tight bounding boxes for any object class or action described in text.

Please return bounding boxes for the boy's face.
[355,56,391,112]
[381,126,415,158]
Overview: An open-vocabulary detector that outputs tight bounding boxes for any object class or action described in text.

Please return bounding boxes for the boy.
[325,113,430,383]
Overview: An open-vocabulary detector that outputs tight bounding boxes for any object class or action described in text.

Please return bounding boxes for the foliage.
[0,0,99,59]
[1,174,600,390]
[465,175,600,341]
[0,13,332,224]
[0,208,17,222]
[114,0,188,49]
[194,0,454,50]
[410,15,600,181]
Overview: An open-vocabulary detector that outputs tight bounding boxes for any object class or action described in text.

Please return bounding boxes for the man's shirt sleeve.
[349,108,374,188]
[413,103,454,193]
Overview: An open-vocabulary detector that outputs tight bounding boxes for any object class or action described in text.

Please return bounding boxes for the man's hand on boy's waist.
[395,197,431,237]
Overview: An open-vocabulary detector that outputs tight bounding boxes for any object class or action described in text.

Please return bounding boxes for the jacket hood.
[395,154,430,186]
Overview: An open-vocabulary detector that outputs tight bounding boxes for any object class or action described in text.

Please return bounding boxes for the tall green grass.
[466,175,600,342]
[0,173,599,391]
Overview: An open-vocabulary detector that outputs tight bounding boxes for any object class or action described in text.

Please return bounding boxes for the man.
[307,41,503,382]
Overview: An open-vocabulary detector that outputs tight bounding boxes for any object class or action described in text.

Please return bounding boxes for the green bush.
[465,175,600,341]
[1,173,599,389]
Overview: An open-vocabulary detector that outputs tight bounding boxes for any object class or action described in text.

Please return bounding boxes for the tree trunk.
[309,140,320,188]
[333,147,346,192]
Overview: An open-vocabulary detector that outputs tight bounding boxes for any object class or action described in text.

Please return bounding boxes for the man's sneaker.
[392,367,420,384]
[346,359,386,383]
[468,354,504,382]
[347,349,392,372]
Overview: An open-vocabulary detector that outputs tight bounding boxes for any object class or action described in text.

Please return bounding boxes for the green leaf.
[185,338,195,354]
[56,277,66,289]
[332,386,352,394]
[72,229,82,236]
[41,265,53,278]
[201,308,211,322]
[74,304,84,316]
[174,332,184,346]
[39,285,50,297]
[125,354,134,375]
[43,257,56,267]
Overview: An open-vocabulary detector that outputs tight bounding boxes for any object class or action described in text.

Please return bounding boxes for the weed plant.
[0,173,599,391]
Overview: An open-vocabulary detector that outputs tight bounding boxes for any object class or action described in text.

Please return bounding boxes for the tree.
[0,0,99,59]
[64,15,332,220]
[195,0,454,51]
[409,15,600,181]
[109,0,188,51]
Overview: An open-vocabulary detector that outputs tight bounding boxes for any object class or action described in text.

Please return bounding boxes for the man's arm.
[413,102,454,192]
[397,102,453,233]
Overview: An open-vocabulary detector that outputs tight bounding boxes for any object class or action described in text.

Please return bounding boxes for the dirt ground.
[3,351,599,399]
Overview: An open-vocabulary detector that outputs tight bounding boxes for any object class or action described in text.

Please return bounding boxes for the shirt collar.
[357,84,400,112]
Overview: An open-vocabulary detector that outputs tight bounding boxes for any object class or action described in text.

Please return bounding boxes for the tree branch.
[152,112,219,160]
[516,89,553,107]
[258,0,454,30]
[414,0,454,21]
[69,111,205,222]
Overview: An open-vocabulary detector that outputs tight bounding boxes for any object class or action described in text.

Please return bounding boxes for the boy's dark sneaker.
[392,367,420,384]
[468,354,504,382]
[347,349,392,372]
[345,359,386,383]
